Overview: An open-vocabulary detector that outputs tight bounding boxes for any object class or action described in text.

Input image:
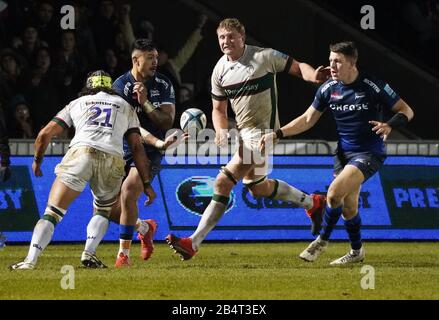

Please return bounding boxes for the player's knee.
[326,190,344,208]
[120,183,142,202]
[93,198,116,219]
[216,169,236,195]
[247,183,266,198]
[42,203,67,226]
[342,203,358,219]
[215,175,233,195]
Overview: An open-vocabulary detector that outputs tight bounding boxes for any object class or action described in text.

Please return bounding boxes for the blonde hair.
[217,18,245,36]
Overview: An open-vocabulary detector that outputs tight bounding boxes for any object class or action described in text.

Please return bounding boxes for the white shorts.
[55,146,125,202]
[238,128,274,185]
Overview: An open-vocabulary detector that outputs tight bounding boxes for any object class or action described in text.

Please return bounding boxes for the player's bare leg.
[166,146,254,260]
[116,168,143,267]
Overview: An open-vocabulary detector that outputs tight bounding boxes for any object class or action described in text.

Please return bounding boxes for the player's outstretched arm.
[258,106,322,152]
[139,127,188,150]
[33,121,65,177]
[369,98,414,141]
[126,130,156,205]
[288,59,330,84]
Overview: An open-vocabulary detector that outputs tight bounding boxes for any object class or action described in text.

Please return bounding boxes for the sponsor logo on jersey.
[225,83,259,96]
[321,80,337,94]
[123,82,132,96]
[331,92,344,100]
[363,78,380,93]
[384,84,397,98]
[330,103,369,111]
[155,77,169,89]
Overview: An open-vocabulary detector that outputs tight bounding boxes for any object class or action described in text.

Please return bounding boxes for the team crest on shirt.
[331,92,344,100]
[150,89,160,97]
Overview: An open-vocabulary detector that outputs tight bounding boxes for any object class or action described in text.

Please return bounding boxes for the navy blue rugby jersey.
[113,70,175,141]
[312,74,400,155]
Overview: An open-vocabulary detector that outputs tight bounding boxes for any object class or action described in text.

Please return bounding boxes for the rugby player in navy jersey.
[82,39,177,268]
[259,41,414,265]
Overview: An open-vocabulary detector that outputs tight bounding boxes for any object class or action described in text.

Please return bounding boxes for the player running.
[259,41,414,265]
[166,18,330,261]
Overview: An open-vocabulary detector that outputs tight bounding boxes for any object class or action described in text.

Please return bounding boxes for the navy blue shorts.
[333,150,386,182]
[124,148,162,182]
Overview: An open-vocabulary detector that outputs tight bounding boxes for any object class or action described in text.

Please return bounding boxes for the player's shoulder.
[361,73,386,93]
[213,54,229,71]
[113,70,131,85]
[317,78,338,96]
[154,72,173,89]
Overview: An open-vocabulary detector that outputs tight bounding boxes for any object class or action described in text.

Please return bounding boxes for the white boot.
[299,236,328,262]
[330,247,365,265]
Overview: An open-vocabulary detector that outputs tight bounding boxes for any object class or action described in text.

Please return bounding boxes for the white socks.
[25,219,55,265]
[274,180,313,209]
[84,215,109,254]
[191,200,227,251]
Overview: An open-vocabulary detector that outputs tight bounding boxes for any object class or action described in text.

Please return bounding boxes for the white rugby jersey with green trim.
[53,91,140,157]
[211,45,293,130]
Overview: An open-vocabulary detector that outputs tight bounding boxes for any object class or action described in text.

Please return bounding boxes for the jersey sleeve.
[211,64,227,101]
[264,48,293,74]
[112,77,125,97]
[52,103,73,129]
[112,76,134,106]
[159,79,176,105]
[127,104,141,129]
[377,80,400,110]
[311,83,329,112]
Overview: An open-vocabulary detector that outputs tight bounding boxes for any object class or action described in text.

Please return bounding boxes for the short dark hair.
[131,38,157,54]
[329,41,358,61]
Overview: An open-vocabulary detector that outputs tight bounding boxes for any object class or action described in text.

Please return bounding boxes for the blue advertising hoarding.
[1,156,438,242]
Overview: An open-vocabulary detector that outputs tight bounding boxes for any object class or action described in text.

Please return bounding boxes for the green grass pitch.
[1,242,438,300]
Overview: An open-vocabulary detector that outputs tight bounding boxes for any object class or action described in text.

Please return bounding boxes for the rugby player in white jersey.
[166,18,330,260]
[10,70,156,270]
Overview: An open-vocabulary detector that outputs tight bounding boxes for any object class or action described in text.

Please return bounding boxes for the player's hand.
[133,82,148,105]
[258,132,277,153]
[369,120,392,141]
[143,183,156,206]
[215,129,229,147]
[163,131,189,149]
[314,66,331,83]
[32,161,43,177]
[0,166,11,182]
